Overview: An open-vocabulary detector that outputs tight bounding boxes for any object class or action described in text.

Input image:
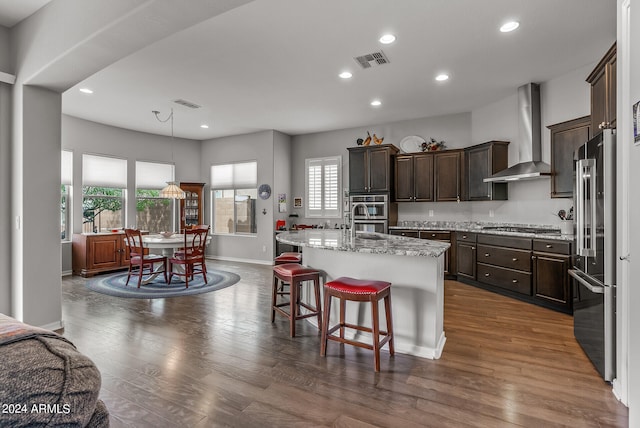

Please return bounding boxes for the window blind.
[305,156,341,218]
[61,150,73,185]
[83,154,127,188]
[136,161,174,190]
[211,161,257,190]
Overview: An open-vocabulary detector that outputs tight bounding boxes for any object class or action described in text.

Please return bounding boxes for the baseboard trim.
[40,319,64,332]
[61,270,73,277]
[206,255,272,266]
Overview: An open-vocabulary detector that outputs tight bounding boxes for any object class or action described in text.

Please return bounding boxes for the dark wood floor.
[61,260,628,427]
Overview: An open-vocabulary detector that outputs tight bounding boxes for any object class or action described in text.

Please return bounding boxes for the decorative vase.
[560,220,573,235]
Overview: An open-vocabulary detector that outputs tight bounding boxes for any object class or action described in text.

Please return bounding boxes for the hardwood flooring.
[61,260,628,427]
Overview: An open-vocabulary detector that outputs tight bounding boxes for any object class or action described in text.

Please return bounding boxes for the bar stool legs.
[272,263,322,337]
[321,277,394,372]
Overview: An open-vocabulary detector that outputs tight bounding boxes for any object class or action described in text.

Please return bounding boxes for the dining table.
[136,233,212,284]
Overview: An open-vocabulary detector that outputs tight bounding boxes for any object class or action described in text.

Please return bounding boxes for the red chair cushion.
[273,263,319,277]
[275,253,302,262]
[325,277,391,295]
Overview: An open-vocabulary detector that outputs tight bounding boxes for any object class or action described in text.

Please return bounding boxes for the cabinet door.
[87,235,121,270]
[434,151,461,201]
[179,183,205,230]
[348,149,367,193]
[394,156,414,201]
[368,148,391,192]
[420,230,450,274]
[466,146,490,200]
[414,154,434,202]
[533,253,571,309]
[608,58,616,129]
[590,67,607,133]
[549,116,590,198]
[456,242,476,280]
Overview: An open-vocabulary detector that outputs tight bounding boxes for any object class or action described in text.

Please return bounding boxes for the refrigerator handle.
[576,159,596,257]
[576,159,584,255]
[569,269,604,294]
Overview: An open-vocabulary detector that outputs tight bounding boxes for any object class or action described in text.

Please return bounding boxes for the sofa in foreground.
[0,313,109,427]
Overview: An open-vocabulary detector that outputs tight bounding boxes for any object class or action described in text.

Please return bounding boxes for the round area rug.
[86,270,240,299]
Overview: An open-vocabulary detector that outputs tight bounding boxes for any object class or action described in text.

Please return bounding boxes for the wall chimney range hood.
[484,83,551,183]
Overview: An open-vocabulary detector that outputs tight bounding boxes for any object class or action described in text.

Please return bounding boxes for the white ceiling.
[4,0,618,140]
[0,0,50,28]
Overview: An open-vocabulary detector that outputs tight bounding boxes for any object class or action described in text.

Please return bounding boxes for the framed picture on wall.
[293,197,303,208]
[634,100,640,145]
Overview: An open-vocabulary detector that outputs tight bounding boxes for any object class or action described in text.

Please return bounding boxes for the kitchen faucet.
[350,202,370,240]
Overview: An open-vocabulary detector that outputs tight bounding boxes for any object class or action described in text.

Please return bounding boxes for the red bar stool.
[320,277,395,372]
[274,252,302,265]
[272,263,322,337]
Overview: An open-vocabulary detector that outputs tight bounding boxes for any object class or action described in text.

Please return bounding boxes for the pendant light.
[153,108,186,199]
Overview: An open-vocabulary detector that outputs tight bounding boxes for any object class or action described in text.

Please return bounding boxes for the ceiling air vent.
[353,50,390,69]
[173,99,201,109]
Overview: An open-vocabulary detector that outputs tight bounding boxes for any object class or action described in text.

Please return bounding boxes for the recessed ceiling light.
[370,100,382,107]
[500,21,520,32]
[435,74,449,82]
[79,88,93,94]
[339,71,353,79]
[200,124,209,129]
[379,34,396,44]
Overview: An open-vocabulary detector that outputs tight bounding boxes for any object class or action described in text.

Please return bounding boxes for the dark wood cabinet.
[587,43,616,135]
[476,234,532,296]
[548,116,590,198]
[434,150,463,202]
[348,144,398,194]
[389,229,419,238]
[179,182,205,230]
[419,230,451,275]
[72,233,130,277]
[464,141,509,201]
[532,239,572,313]
[275,232,300,255]
[456,232,477,280]
[394,153,433,202]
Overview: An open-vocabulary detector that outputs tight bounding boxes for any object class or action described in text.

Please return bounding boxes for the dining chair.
[124,229,168,287]
[168,228,208,288]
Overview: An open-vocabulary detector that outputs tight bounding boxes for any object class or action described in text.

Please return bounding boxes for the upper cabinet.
[179,182,205,231]
[464,141,509,201]
[587,43,616,135]
[394,153,434,202]
[348,144,399,194]
[434,150,464,202]
[548,116,591,198]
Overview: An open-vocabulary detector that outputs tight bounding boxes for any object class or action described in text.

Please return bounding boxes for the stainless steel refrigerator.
[569,129,616,382]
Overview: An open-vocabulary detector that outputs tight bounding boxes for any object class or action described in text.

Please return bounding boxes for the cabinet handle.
[471,246,476,250]
[512,279,518,283]
[484,253,490,257]
[432,233,436,237]
[512,258,518,262]
[484,273,490,277]
[457,195,460,203]
[532,255,537,260]
[546,244,553,249]
[462,235,467,239]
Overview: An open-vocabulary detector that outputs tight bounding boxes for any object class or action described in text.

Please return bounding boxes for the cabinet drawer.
[532,239,571,255]
[456,231,477,242]
[478,234,532,250]
[477,263,532,295]
[477,245,531,272]
[389,229,419,238]
[419,230,450,241]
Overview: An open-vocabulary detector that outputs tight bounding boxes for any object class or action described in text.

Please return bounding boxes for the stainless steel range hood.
[484,83,551,183]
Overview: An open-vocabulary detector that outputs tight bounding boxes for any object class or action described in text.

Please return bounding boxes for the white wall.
[0,83,11,314]
[0,25,11,73]
[200,130,277,263]
[273,131,292,232]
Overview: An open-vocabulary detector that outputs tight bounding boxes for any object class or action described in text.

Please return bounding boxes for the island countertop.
[276,229,450,258]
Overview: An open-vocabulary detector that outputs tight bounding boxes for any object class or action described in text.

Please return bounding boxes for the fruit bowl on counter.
[159,231,174,238]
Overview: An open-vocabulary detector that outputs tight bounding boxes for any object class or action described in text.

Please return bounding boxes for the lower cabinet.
[476,235,532,296]
[73,233,131,277]
[419,230,452,275]
[455,232,477,280]
[532,239,572,312]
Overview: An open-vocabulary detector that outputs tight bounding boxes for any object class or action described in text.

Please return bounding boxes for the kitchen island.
[276,229,450,359]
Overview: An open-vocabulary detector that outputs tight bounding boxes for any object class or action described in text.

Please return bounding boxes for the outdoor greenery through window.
[305,156,341,218]
[82,186,124,232]
[135,161,175,233]
[211,162,257,235]
[61,150,72,240]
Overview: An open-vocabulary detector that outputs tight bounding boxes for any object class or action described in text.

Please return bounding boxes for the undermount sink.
[355,233,385,240]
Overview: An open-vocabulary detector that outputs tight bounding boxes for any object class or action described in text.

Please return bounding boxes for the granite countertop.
[276,229,450,258]
[389,221,574,241]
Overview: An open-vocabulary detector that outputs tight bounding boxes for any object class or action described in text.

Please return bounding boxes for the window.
[305,156,341,218]
[211,162,257,235]
[61,150,72,241]
[135,161,175,233]
[82,154,127,233]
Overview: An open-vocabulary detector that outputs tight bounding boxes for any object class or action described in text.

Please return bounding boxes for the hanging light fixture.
[153,108,186,199]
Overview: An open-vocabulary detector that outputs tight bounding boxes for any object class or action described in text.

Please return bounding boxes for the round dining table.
[138,233,212,284]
